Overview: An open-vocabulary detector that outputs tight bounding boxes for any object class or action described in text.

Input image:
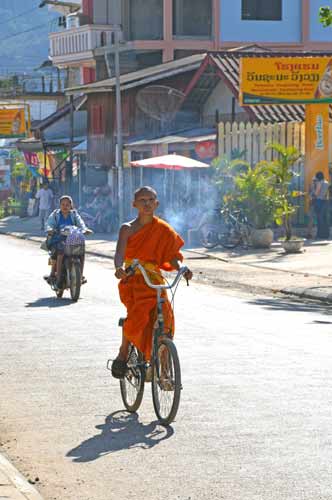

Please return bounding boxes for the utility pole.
[68,94,74,194]
[114,29,124,225]
[95,28,134,226]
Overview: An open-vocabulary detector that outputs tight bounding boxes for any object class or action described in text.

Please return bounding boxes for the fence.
[218,121,307,163]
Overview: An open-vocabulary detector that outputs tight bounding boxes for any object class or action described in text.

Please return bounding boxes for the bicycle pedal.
[106,359,114,371]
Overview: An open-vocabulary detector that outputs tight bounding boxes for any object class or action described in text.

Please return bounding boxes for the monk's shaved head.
[134,186,158,200]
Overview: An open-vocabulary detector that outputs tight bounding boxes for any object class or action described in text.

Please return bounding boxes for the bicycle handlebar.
[127,259,189,291]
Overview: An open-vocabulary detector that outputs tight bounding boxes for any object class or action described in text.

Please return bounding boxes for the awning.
[125,129,216,148]
[73,140,87,153]
[130,153,209,170]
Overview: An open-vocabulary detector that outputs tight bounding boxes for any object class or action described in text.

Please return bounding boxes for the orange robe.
[119,216,184,361]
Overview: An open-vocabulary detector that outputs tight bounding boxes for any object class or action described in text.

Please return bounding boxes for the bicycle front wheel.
[120,346,145,413]
[152,339,181,426]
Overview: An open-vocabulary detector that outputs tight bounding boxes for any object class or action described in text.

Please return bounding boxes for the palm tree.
[262,143,302,240]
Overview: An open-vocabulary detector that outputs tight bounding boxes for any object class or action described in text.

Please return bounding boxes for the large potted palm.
[263,143,304,253]
[231,163,276,248]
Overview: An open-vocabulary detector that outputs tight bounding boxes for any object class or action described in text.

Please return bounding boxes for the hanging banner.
[23,151,52,178]
[240,57,332,105]
[0,108,27,138]
[304,104,329,210]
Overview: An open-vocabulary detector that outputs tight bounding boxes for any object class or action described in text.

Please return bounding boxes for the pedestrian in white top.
[36,183,54,231]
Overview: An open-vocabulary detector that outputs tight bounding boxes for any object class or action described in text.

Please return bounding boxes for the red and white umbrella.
[130,153,209,170]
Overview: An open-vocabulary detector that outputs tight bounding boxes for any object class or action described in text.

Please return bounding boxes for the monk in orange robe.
[111,186,192,378]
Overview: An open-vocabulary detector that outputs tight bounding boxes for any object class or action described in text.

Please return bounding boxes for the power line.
[0,5,40,26]
[0,24,49,44]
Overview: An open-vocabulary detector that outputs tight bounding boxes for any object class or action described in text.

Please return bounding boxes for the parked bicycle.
[108,260,189,426]
[200,206,252,249]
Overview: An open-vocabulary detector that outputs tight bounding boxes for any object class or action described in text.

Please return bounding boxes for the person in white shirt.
[36,183,54,231]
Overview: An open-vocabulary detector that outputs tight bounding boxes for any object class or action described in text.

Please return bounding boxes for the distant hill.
[0,0,57,75]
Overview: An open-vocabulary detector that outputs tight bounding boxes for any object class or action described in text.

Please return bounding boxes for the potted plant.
[263,143,304,253]
[231,162,277,248]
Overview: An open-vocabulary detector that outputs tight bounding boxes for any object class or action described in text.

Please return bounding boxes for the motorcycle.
[44,226,88,302]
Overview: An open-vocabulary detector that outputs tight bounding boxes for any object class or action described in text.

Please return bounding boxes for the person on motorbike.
[45,195,92,287]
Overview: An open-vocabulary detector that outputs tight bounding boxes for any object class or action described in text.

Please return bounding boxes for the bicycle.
[108,260,189,426]
[200,206,252,249]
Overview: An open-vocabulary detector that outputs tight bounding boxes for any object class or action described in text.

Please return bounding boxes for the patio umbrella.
[130,153,209,170]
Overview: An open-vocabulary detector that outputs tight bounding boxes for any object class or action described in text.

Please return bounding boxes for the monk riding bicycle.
[110,186,192,425]
[110,259,189,425]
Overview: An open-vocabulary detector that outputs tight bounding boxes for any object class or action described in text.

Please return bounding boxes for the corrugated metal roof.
[65,53,206,95]
[125,133,216,148]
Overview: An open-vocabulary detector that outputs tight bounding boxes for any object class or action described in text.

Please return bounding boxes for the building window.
[126,0,163,40]
[173,0,212,37]
[242,0,282,21]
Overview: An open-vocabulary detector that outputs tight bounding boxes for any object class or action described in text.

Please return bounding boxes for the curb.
[0,453,44,500]
[281,287,332,303]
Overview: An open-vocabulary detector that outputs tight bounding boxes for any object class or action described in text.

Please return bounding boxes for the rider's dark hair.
[316,171,325,181]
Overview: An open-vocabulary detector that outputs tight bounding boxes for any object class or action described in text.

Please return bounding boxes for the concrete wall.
[220,0,302,43]
[203,81,246,125]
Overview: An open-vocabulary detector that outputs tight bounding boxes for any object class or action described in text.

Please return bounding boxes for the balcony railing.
[49,25,119,65]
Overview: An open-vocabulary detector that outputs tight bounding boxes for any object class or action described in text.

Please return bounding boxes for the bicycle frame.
[128,260,188,373]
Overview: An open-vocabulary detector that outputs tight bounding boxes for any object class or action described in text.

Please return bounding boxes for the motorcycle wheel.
[70,260,81,302]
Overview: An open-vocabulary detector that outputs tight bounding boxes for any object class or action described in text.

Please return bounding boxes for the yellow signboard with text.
[240,57,332,105]
[0,107,27,138]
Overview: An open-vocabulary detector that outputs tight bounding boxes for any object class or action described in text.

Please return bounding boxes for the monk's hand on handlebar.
[183,268,193,286]
[115,267,128,280]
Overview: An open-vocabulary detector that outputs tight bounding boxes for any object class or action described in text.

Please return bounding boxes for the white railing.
[49,25,118,61]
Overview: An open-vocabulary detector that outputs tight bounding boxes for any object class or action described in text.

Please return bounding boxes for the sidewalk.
[1,216,332,304]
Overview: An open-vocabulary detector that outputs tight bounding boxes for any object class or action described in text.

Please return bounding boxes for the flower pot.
[250,228,274,249]
[281,238,304,253]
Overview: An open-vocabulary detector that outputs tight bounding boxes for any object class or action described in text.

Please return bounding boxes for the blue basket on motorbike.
[64,227,85,256]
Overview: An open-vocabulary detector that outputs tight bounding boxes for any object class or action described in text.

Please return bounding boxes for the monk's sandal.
[111,358,127,379]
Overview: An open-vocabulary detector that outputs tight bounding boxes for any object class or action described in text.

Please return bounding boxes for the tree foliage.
[319,6,332,27]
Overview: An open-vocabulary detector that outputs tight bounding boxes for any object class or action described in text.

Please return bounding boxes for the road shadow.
[247,297,332,316]
[66,411,173,462]
[25,297,73,308]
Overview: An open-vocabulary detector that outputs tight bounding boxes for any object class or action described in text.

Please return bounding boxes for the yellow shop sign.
[240,57,332,105]
[0,107,27,138]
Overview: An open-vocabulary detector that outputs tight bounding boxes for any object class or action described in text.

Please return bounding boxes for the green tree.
[319,6,332,27]
[260,144,302,241]
[232,164,277,229]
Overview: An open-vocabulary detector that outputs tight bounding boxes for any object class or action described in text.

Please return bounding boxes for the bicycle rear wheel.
[219,223,242,249]
[152,339,181,426]
[120,346,145,413]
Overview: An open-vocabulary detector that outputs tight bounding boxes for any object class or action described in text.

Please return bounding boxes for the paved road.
[1,234,332,500]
